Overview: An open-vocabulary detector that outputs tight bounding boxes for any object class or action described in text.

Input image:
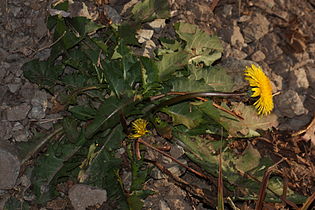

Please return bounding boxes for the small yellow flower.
[244,64,274,115]
[128,118,150,139]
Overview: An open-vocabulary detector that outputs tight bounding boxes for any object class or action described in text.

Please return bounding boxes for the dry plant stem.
[236,159,296,208]
[226,197,240,210]
[212,102,244,120]
[149,91,204,101]
[138,138,210,181]
[29,117,64,124]
[282,175,289,200]
[33,31,66,55]
[148,159,216,208]
[280,196,298,209]
[71,86,104,96]
[255,158,285,210]
[135,139,141,160]
[272,91,281,97]
[217,151,224,210]
[209,0,220,11]
[300,192,315,210]
[155,92,244,120]
[292,113,315,136]
[280,171,299,209]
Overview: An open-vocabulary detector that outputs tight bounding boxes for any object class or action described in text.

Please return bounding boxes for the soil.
[0,0,314,209]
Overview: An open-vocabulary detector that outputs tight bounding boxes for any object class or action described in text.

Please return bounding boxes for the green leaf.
[69,105,96,121]
[195,101,220,122]
[175,22,223,52]
[139,56,159,86]
[159,37,181,51]
[189,66,233,92]
[128,190,154,210]
[156,51,189,81]
[171,77,212,92]
[188,51,222,66]
[112,40,130,60]
[112,61,141,95]
[118,22,140,46]
[4,197,30,210]
[162,103,203,129]
[67,17,104,37]
[31,132,86,203]
[22,59,63,89]
[62,73,88,90]
[50,18,83,61]
[83,48,101,65]
[85,97,135,139]
[101,41,142,96]
[62,117,79,143]
[220,102,278,137]
[131,0,170,22]
[85,126,128,208]
[126,147,153,210]
[63,49,91,72]
[175,22,223,66]
[16,131,48,164]
[235,144,261,172]
[130,158,149,192]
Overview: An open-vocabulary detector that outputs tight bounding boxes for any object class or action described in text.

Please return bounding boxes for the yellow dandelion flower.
[128,118,150,139]
[244,64,274,115]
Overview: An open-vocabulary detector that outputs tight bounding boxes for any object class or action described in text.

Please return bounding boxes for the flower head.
[244,64,274,115]
[128,118,150,139]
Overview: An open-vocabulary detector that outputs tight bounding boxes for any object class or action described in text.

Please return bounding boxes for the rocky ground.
[0,0,314,209]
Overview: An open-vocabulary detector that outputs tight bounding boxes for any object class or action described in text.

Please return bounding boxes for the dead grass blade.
[148,159,216,208]
[212,102,244,120]
[135,139,141,160]
[292,113,315,136]
[209,0,220,11]
[217,151,224,210]
[138,138,210,180]
[255,159,284,210]
[299,192,315,210]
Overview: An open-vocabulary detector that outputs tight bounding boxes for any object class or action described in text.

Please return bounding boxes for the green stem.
[148,91,247,114]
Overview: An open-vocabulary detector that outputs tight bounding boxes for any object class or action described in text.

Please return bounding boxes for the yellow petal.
[244,64,274,115]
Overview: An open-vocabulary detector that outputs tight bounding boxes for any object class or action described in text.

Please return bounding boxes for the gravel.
[6,103,31,121]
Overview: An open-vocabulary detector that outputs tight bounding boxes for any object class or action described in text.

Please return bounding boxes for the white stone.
[147,19,166,33]
[290,68,309,89]
[136,29,154,44]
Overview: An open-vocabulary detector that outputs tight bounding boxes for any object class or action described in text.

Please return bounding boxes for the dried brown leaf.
[301,116,315,145]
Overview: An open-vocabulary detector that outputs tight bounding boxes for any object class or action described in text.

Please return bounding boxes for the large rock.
[289,68,309,89]
[6,103,31,121]
[220,24,244,49]
[12,122,30,142]
[0,141,21,189]
[242,13,270,43]
[251,50,266,62]
[69,184,107,210]
[260,33,283,63]
[28,90,48,120]
[276,90,308,118]
[0,121,12,140]
[230,24,245,48]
